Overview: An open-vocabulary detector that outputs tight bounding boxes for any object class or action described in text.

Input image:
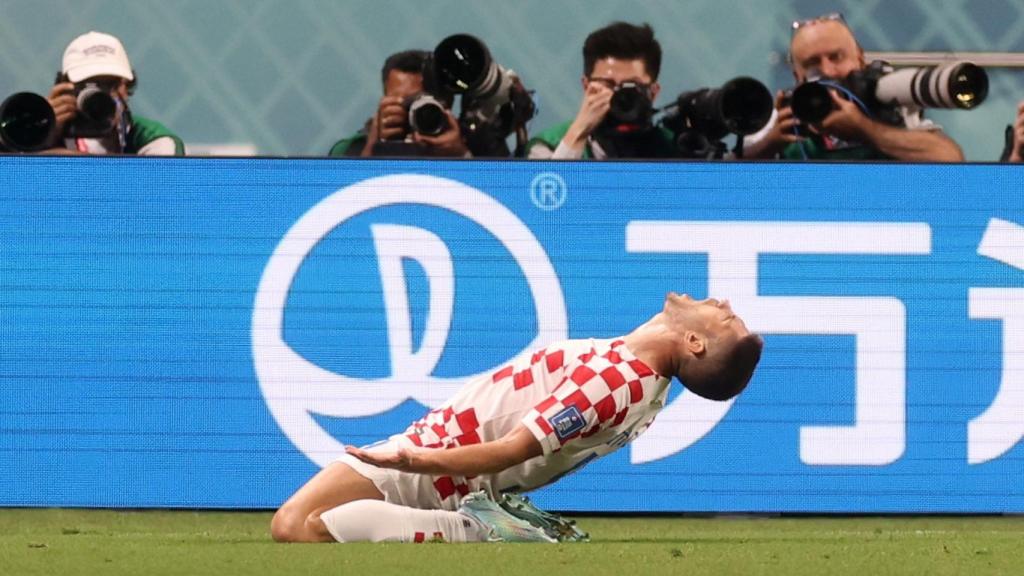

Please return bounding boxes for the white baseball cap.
[62,31,134,83]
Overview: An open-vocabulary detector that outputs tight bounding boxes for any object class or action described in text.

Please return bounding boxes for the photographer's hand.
[815,89,870,142]
[46,82,77,135]
[360,114,382,158]
[376,95,408,142]
[562,81,613,154]
[413,111,469,157]
[744,90,806,159]
[820,90,963,161]
[1008,100,1024,163]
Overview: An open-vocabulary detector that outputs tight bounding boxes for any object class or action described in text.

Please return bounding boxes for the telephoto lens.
[667,77,774,140]
[76,84,118,123]
[875,61,988,110]
[67,82,120,138]
[0,92,56,152]
[406,93,449,136]
[432,34,496,96]
[428,33,534,141]
[789,80,833,124]
[790,61,989,125]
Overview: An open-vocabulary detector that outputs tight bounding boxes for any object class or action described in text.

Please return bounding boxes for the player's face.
[663,292,750,341]
[789,20,864,82]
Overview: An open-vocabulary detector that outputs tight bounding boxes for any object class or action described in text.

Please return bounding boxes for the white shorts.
[334,435,485,511]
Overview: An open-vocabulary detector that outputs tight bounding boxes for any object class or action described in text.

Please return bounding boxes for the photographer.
[527,22,675,159]
[48,31,184,156]
[744,14,963,161]
[1001,101,1024,162]
[328,50,468,158]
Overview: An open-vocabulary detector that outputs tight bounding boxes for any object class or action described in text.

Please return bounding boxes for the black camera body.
[599,82,654,135]
[372,64,454,156]
[0,92,56,152]
[53,73,124,139]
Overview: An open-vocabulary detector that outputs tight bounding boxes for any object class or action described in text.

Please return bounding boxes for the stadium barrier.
[1,157,1022,512]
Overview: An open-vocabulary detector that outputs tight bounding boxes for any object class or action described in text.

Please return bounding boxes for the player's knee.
[304,511,335,541]
[271,506,309,543]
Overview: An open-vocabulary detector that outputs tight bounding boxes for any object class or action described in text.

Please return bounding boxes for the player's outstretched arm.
[346,424,542,476]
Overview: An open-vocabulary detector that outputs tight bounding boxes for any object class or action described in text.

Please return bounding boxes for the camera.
[372,90,452,157]
[66,80,122,138]
[788,61,988,125]
[661,76,773,159]
[0,92,56,152]
[876,61,987,109]
[372,74,454,156]
[600,82,655,134]
[404,93,450,137]
[428,33,536,155]
[373,34,536,157]
[782,75,826,125]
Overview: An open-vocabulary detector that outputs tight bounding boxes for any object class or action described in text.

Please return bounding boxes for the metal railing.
[865,51,1024,67]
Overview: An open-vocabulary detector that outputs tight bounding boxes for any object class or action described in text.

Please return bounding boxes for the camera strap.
[115,98,131,153]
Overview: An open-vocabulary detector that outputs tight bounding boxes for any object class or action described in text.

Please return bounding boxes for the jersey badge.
[550,406,585,440]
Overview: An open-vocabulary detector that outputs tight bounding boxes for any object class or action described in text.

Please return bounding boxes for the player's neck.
[621,313,679,378]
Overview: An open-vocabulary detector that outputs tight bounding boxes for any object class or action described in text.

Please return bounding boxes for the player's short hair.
[582,22,662,81]
[683,333,763,401]
[381,49,429,88]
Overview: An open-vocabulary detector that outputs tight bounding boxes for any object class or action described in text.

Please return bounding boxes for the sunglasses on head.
[791,12,846,36]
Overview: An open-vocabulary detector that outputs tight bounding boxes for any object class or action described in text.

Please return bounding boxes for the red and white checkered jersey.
[395,337,671,504]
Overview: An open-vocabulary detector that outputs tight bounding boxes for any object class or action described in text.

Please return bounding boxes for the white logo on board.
[252,174,567,467]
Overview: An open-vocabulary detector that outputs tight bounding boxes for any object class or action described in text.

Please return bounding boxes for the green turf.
[2,510,1023,576]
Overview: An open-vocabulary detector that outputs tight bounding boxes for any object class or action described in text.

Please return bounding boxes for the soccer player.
[271,293,763,543]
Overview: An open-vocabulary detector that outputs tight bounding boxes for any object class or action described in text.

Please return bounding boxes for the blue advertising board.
[1,157,1022,512]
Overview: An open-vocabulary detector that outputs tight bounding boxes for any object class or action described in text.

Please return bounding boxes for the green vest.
[129,116,185,156]
[782,136,890,161]
[328,133,368,157]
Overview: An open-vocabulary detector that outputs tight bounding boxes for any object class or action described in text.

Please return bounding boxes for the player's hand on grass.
[346,445,416,471]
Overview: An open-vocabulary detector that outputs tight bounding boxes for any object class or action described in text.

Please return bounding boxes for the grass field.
[2,510,1024,575]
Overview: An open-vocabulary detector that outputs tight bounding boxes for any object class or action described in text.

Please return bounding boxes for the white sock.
[319,499,489,543]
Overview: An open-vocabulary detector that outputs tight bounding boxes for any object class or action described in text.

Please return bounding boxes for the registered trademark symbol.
[529,172,567,211]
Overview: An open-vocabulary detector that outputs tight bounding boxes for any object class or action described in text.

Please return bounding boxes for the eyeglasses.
[586,77,652,92]
[791,12,846,36]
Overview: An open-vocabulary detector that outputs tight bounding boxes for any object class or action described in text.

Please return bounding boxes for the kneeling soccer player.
[271,292,763,543]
